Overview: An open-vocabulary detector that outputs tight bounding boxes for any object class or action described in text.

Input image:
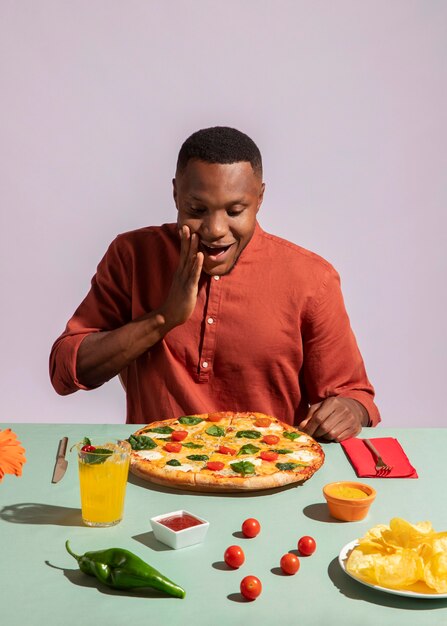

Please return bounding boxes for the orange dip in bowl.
[323,481,376,521]
[325,485,369,499]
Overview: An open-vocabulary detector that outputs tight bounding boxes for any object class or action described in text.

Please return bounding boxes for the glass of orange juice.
[76,439,131,527]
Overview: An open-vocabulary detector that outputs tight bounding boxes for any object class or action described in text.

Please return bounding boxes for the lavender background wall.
[1,1,446,426]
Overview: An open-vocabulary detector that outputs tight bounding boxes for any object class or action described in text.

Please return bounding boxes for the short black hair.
[176,126,262,178]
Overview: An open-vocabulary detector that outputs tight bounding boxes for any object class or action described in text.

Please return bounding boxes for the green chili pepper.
[65,540,185,598]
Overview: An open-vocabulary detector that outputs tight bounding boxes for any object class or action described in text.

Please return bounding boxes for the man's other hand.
[298,397,369,442]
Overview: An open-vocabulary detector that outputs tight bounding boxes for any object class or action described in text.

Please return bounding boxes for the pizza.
[127,411,324,492]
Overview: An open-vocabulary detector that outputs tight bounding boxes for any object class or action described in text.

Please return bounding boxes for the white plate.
[339,540,447,599]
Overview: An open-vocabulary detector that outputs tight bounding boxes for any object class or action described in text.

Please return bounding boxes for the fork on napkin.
[340,437,418,478]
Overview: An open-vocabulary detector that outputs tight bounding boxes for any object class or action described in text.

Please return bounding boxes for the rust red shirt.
[49,222,380,426]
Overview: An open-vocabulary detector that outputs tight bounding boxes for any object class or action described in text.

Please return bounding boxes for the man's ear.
[172,178,178,208]
[257,182,265,211]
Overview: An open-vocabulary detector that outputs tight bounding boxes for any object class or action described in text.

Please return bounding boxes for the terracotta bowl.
[323,481,376,522]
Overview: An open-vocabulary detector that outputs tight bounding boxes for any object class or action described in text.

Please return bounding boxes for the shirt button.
[202,361,209,368]
[207,317,214,325]
[213,275,220,281]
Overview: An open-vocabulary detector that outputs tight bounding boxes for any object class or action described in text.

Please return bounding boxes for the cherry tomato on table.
[242,518,261,538]
[280,553,300,575]
[240,575,262,600]
[224,545,245,568]
[298,535,317,556]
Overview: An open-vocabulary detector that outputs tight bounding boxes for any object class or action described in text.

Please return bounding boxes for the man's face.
[173,160,265,276]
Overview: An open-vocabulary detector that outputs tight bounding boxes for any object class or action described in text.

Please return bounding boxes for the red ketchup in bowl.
[158,512,204,531]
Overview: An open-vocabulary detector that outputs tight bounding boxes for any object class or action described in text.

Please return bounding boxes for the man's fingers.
[300,397,365,442]
[190,251,204,285]
[178,225,191,266]
[300,400,335,437]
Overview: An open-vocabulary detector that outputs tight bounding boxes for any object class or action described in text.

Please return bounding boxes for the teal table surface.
[1,424,447,626]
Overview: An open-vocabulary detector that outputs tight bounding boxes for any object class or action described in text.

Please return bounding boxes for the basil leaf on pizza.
[166,459,182,466]
[148,426,174,434]
[283,431,301,441]
[237,443,261,456]
[236,430,262,439]
[127,434,157,451]
[178,416,204,425]
[205,425,225,437]
[128,412,324,491]
[276,462,306,470]
[230,460,256,475]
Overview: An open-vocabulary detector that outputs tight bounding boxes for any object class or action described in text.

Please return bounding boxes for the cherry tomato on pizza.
[242,518,261,538]
[261,434,280,445]
[206,461,225,471]
[163,442,182,453]
[240,575,262,600]
[224,545,245,568]
[254,417,271,428]
[207,413,223,422]
[298,535,316,556]
[280,553,300,575]
[171,430,188,441]
[218,445,237,455]
[260,451,279,462]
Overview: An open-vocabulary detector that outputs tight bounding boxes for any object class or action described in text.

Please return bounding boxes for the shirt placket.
[197,274,223,382]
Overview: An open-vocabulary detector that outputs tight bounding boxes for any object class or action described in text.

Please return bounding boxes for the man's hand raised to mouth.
[75,225,203,389]
[159,225,204,331]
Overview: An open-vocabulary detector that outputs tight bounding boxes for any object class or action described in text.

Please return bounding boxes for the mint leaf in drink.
[81,447,113,465]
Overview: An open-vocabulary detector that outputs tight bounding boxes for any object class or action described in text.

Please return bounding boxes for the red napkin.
[341,437,418,478]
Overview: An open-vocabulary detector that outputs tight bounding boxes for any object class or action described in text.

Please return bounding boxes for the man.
[50,126,380,441]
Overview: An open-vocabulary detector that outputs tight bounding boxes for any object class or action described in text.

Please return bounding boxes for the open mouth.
[200,242,234,258]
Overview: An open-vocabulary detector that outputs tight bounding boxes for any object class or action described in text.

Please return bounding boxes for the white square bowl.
[150,510,210,549]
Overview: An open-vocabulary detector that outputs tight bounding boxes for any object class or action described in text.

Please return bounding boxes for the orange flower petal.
[0,429,26,481]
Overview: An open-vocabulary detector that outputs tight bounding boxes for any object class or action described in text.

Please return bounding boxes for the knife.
[52,437,68,483]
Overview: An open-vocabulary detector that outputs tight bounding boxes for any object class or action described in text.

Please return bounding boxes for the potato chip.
[375,550,424,589]
[346,518,447,594]
[346,549,382,584]
[424,552,447,593]
[385,518,434,549]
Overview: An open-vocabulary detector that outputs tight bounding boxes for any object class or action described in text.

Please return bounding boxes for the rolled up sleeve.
[49,236,131,395]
